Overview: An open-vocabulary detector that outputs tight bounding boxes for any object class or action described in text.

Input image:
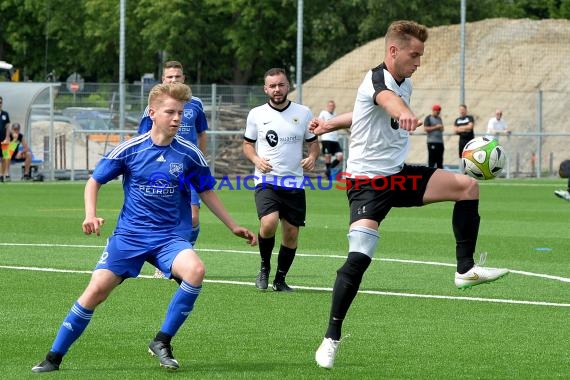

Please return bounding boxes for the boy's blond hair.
[148,82,191,107]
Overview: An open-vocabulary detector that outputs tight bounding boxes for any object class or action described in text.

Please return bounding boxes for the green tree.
[1,0,568,84]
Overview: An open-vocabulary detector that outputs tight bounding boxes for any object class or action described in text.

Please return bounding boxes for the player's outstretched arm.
[199,189,257,246]
[309,112,353,135]
[82,177,105,236]
[376,91,422,132]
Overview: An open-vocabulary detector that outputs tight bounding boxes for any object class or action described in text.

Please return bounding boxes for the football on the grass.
[461,137,507,180]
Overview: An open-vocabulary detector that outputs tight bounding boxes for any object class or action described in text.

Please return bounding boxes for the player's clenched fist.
[82,216,105,236]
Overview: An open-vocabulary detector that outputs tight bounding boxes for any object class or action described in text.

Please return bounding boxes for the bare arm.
[456,120,474,134]
[2,123,10,143]
[309,112,353,136]
[301,138,320,171]
[376,91,422,131]
[243,140,272,174]
[82,177,105,236]
[199,189,257,245]
[197,132,207,154]
[20,136,31,153]
[424,123,443,132]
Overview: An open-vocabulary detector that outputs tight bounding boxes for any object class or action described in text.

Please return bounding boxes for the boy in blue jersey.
[32,82,256,373]
[139,61,208,278]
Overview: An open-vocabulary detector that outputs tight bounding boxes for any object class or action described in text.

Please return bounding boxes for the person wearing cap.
[9,122,33,180]
[424,104,445,168]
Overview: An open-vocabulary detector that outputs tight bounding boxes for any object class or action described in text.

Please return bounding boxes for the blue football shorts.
[94,233,192,279]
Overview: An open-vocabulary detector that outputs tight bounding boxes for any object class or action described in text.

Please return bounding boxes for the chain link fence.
[24,82,569,180]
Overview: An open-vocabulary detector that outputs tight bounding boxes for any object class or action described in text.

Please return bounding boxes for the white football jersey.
[347,63,412,178]
[318,110,339,142]
[244,101,315,187]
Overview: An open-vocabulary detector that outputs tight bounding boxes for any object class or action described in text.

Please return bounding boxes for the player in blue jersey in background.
[32,82,256,373]
[139,60,209,279]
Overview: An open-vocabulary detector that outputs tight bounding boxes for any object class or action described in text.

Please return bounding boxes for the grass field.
[1,178,569,379]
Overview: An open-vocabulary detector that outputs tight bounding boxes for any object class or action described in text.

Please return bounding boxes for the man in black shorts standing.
[309,20,509,369]
[454,104,475,168]
[243,68,319,292]
[318,100,344,178]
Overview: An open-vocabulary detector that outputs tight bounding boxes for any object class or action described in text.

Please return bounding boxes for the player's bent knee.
[464,176,479,198]
[187,260,206,281]
[337,252,372,284]
[347,226,380,258]
[173,252,206,283]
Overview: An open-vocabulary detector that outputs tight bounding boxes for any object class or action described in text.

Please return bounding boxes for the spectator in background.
[454,104,475,170]
[318,100,344,179]
[9,122,33,180]
[554,159,570,201]
[424,104,444,168]
[486,109,511,142]
[0,95,11,182]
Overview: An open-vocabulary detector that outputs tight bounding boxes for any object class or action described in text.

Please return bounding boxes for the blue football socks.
[51,302,94,355]
[160,281,202,336]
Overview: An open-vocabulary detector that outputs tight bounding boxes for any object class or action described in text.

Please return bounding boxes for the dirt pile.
[299,18,570,174]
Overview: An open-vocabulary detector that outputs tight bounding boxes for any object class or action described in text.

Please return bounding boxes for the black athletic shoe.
[31,359,60,373]
[272,281,293,292]
[148,340,179,370]
[255,268,269,290]
[31,352,62,373]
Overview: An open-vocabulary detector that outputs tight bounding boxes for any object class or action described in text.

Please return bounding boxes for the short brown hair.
[148,82,191,107]
[163,60,183,70]
[385,20,428,48]
[264,68,288,81]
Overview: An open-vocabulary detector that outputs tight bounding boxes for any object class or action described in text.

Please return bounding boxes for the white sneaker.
[554,190,570,201]
[153,268,166,279]
[455,265,509,289]
[315,338,340,369]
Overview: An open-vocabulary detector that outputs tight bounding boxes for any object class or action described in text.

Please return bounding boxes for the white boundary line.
[2,242,570,283]
[1,243,569,308]
[1,265,569,308]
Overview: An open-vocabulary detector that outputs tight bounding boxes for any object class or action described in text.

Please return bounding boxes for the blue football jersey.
[92,133,215,236]
[138,97,207,145]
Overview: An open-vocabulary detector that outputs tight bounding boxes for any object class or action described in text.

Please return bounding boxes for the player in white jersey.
[318,100,344,178]
[309,21,509,369]
[32,83,256,373]
[243,68,319,292]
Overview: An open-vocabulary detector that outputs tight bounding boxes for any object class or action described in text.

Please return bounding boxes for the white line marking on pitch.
[1,242,569,283]
[1,265,569,308]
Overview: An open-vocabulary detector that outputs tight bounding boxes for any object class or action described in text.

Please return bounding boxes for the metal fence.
[24,82,570,181]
